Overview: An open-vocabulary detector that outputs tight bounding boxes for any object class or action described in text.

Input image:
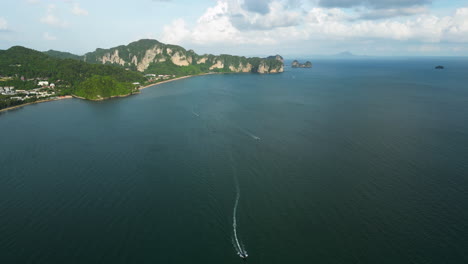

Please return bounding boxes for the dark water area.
[1,58,468,263]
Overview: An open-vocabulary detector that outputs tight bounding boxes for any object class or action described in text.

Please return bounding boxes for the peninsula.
[0,39,284,110]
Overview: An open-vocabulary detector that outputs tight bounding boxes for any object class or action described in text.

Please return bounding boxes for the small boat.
[238,252,248,259]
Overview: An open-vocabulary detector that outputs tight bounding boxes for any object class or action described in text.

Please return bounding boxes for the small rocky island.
[292,60,312,68]
[435,65,444,69]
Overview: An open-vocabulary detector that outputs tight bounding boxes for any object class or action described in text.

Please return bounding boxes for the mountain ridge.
[45,39,284,74]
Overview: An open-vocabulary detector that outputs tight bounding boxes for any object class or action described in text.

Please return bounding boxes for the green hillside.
[73,75,137,100]
[44,49,84,60]
[0,46,145,100]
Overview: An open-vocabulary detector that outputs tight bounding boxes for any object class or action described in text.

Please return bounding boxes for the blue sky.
[0,0,467,57]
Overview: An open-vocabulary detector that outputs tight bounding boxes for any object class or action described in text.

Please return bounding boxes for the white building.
[38,81,49,86]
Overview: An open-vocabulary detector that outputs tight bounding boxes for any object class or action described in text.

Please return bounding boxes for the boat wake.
[191,110,200,117]
[239,128,260,141]
[231,157,248,259]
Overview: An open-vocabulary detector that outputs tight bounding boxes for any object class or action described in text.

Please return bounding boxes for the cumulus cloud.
[231,2,301,30]
[317,0,432,9]
[160,0,468,51]
[303,7,468,43]
[242,0,271,14]
[161,0,304,46]
[358,6,428,20]
[161,18,191,44]
[71,3,89,16]
[40,4,68,27]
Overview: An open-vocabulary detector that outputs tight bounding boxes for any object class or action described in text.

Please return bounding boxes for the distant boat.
[435,65,445,69]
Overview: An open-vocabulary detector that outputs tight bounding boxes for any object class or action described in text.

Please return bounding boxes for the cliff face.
[84,39,283,74]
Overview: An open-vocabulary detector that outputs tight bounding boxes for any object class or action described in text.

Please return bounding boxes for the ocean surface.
[1,58,468,264]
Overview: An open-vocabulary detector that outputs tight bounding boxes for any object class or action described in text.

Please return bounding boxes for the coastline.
[1,73,212,113]
[0,96,73,113]
[138,73,213,91]
[72,91,141,101]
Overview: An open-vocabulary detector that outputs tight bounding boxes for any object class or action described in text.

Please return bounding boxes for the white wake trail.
[239,127,260,141]
[191,110,200,117]
[231,159,247,258]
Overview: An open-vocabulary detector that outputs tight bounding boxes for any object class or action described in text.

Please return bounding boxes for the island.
[0,39,284,110]
[292,60,312,68]
[435,65,445,69]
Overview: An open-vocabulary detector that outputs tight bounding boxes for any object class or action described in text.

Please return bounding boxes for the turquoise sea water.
[1,58,468,264]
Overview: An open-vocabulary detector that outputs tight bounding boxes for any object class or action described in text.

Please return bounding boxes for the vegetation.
[83,39,284,74]
[0,79,37,90]
[44,50,83,60]
[0,96,40,110]
[73,75,137,100]
[0,46,144,84]
[0,46,145,102]
[146,60,205,76]
[84,39,163,66]
[292,60,312,68]
[0,39,284,109]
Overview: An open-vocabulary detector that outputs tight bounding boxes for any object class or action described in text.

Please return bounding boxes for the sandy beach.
[0,96,73,113]
[138,73,213,91]
[1,73,212,113]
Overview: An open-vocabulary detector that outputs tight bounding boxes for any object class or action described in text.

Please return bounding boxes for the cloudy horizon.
[1,0,467,57]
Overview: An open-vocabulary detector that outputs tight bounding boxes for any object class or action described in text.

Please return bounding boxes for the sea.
[1,58,468,264]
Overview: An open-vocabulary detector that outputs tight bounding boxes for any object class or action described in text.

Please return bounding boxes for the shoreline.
[1,73,213,113]
[138,73,213,91]
[71,91,141,101]
[0,96,73,113]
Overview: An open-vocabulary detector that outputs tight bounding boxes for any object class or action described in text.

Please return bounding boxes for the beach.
[0,73,217,113]
[138,73,213,90]
[0,96,73,113]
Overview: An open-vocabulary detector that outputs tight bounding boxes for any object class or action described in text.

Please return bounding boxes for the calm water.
[1,58,468,264]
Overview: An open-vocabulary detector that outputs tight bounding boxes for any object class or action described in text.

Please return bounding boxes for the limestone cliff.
[83,39,283,74]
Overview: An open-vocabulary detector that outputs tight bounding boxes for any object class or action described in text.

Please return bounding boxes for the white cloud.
[302,7,468,43]
[161,0,303,46]
[161,18,191,45]
[0,17,7,30]
[43,32,57,40]
[26,0,41,4]
[317,0,432,9]
[160,1,468,54]
[40,4,68,27]
[358,6,429,20]
[71,3,88,16]
[230,1,301,30]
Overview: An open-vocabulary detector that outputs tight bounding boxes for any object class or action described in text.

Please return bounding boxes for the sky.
[0,0,467,57]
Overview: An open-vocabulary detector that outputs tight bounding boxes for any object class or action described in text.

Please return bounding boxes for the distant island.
[292,60,312,68]
[435,65,445,69]
[0,39,284,110]
[334,51,355,57]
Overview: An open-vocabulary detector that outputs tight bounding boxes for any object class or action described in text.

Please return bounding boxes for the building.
[38,81,49,86]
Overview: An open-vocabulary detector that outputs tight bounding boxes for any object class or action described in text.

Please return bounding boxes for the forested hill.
[0,46,145,100]
[44,49,83,61]
[1,41,284,102]
[0,46,144,84]
[45,39,284,74]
